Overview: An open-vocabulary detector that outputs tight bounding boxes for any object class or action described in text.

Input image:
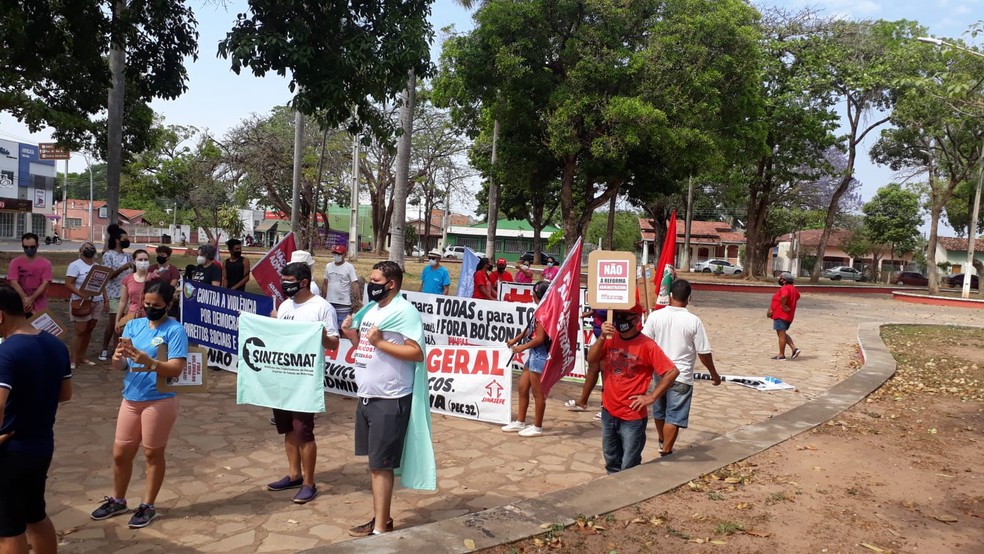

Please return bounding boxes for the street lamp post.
[918,36,984,298]
[79,152,95,243]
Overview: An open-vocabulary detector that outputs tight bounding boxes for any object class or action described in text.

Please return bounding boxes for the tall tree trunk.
[605,190,617,250]
[927,200,942,295]
[389,71,415,264]
[485,119,500,259]
[743,168,772,278]
[105,0,127,228]
[558,157,577,264]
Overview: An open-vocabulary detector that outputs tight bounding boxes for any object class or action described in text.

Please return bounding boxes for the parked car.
[692,259,742,275]
[894,271,928,286]
[443,245,466,259]
[822,266,868,281]
[410,246,424,257]
[945,273,980,289]
[519,251,558,264]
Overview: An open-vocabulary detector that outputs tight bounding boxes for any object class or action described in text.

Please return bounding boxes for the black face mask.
[23,246,37,257]
[145,305,168,321]
[157,255,169,264]
[82,248,96,259]
[281,280,303,298]
[231,250,242,258]
[120,239,130,249]
[777,279,785,286]
[614,314,636,334]
[367,281,390,302]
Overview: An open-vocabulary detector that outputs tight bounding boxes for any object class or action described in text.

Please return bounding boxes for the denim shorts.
[526,347,548,374]
[651,379,694,428]
[773,318,792,331]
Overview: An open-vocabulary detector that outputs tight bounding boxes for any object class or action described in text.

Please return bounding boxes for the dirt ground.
[484,325,984,554]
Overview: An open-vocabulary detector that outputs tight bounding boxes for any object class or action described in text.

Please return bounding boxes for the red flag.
[250,231,297,306]
[653,211,677,310]
[534,237,583,396]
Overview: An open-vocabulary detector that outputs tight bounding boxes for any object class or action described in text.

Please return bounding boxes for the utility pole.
[290,109,304,239]
[349,132,360,260]
[485,119,500,259]
[683,176,694,271]
[962,148,983,298]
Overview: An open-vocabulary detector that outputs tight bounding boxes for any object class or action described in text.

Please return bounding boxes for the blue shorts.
[526,347,548,374]
[773,319,792,331]
[651,378,693,428]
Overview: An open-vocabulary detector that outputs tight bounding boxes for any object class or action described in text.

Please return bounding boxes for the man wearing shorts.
[267,262,339,504]
[0,284,72,554]
[642,279,721,457]
[587,306,678,474]
[342,261,425,536]
[768,272,802,360]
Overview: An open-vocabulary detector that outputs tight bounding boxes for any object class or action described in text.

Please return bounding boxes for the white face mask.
[196,256,206,266]
[135,260,150,272]
[546,262,555,268]
[521,265,530,271]
[333,254,343,263]
[429,259,438,267]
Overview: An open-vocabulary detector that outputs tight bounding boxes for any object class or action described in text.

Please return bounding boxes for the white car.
[443,246,466,259]
[692,259,742,275]
[822,266,868,281]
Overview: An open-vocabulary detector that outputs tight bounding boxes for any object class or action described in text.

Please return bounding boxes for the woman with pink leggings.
[90,279,188,529]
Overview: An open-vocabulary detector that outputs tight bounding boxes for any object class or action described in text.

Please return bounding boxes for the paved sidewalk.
[47,291,979,552]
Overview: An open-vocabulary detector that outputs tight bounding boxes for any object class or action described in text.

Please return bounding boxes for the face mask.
[231,250,242,258]
[82,248,96,259]
[333,254,343,263]
[157,255,169,265]
[367,280,390,302]
[196,256,206,266]
[281,280,303,298]
[777,279,785,286]
[120,239,131,249]
[497,265,506,271]
[429,259,438,267]
[547,262,555,268]
[23,246,37,257]
[521,265,530,271]
[614,314,635,333]
[145,305,168,321]
[135,260,151,272]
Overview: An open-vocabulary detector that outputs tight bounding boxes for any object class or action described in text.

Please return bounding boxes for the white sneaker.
[564,399,587,411]
[501,421,527,432]
[518,426,543,437]
[593,412,602,421]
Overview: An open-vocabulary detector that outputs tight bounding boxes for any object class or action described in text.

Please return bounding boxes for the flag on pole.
[455,246,479,297]
[653,211,677,310]
[535,237,583,396]
[250,231,297,306]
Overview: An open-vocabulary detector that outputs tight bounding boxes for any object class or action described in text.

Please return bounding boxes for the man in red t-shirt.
[489,258,513,297]
[767,272,802,360]
[586,306,679,474]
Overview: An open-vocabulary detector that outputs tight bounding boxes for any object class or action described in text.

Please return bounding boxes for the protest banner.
[180,280,274,371]
[28,310,66,337]
[536,237,584,396]
[455,246,479,298]
[694,372,795,392]
[652,210,677,310]
[157,346,208,393]
[250,232,296,306]
[237,312,327,413]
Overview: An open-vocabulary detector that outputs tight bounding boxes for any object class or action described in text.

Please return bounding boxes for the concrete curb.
[893,291,984,309]
[311,322,896,553]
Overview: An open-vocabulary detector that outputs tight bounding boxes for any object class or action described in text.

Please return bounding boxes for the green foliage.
[404,225,419,256]
[585,211,641,252]
[862,183,922,256]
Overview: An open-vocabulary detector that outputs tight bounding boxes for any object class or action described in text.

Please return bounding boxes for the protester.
[514,261,534,284]
[66,241,110,369]
[586,306,678,473]
[266,262,339,504]
[91,280,189,529]
[341,261,433,536]
[7,233,52,318]
[149,245,180,287]
[223,238,251,291]
[0,284,72,554]
[99,224,133,362]
[542,256,559,281]
[566,308,607,416]
[502,281,551,437]
[420,250,451,295]
[642,279,721,456]
[289,250,322,297]
[768,272,802,360]
[472,258,495,300]
[322,245,360,329]
[116,249,152,332]
[490,257,513,296]
[191,244,222,286]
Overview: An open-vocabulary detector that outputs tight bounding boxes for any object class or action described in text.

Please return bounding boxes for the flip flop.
[770,356,786,360]
[659,451,674,457]
[564,399,587,412]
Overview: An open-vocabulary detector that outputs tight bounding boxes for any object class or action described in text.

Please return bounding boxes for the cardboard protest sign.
[157,346,208,393]
[587,250,637,310]
[78,265,112,297]
[28,310,66,337]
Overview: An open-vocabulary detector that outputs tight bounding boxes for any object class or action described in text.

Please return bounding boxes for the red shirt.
[770,284,800,322]
[489,269,513,292]
[601,333,677,420]
[472,271,493,299]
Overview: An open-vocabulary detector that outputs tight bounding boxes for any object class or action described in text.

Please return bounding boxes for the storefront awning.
[255,219,283,233]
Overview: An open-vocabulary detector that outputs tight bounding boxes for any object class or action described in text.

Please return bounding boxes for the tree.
[586,211,641,252]
[861,183,921,280]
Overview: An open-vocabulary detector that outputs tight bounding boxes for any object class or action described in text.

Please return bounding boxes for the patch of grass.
[665,525,689,540]
[765,491,791,505]
[605,513,616,524]
[707,491,725,501]
[715,520,744,535]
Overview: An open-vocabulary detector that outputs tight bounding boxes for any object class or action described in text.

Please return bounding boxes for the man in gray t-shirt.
[322,245,360,329]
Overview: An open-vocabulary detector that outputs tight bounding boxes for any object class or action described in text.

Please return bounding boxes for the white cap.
[289,250,316,267]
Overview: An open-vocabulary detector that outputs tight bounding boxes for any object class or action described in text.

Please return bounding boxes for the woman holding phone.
[90,279,188,529]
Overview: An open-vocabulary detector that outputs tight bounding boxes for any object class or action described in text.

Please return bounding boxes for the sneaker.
[771,355,786,360]
[90,497,128,520]
[98,350,109,361]
[593,412,602,421]
[348,517,394,537]
[70,363,77,371]
[501,420,527,432]
[518,425,543,437]
[790,348,802,359]
[564,399,587,412]
[128,504,157,528]
[266,476,303,491]
[292,484,317,504]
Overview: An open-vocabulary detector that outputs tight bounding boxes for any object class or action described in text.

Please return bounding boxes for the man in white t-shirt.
[322,245,360,329]
[641,279,721,457]
[266,262,339,505]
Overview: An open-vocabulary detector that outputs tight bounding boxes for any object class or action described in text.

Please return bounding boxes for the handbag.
[70,297,93,317]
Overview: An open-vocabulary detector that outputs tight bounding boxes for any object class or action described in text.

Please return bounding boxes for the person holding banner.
[586,306,678,474]
[66,241,109,369]
[502,281,551,438]
[341,261,435,536]
[91,279,188,529]
[489,258,513,295]
[223,239,251,291]
[289,250,322,297]
[265,262,339,505]
[472,258,495,300]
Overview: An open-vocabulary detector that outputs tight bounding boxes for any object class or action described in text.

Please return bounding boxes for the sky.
[0,0,981,230]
